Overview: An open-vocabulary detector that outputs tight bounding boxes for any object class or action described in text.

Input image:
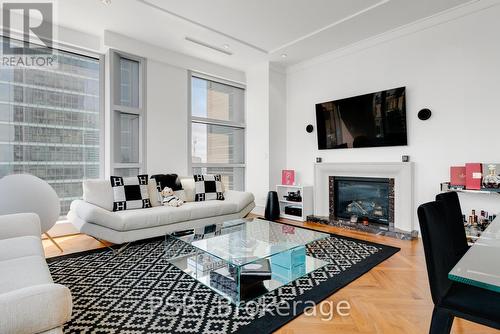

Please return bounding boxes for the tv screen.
[315,87,407,150]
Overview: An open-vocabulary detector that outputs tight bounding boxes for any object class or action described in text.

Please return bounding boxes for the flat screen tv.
[315,87,407,150]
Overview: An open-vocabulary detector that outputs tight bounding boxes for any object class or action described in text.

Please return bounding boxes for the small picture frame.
[281,170,295,186]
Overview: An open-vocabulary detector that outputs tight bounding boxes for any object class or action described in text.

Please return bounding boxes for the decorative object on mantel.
[465,162,482,190]
[482,163,500,189]
[450,166,466,188]
[445,162,500,193]
[281,169,295,185]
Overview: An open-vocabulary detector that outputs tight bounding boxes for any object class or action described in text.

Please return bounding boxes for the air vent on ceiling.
[185,37,233,55]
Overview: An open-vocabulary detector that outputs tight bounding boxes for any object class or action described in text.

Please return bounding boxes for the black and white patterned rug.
[48,226,399,334]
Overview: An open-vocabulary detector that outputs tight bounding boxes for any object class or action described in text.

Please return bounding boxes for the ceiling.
[51,0,475,70]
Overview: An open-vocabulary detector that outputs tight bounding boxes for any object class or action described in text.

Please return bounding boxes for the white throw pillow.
[83,179,114,211]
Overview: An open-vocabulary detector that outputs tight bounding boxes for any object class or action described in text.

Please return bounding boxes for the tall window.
[190,74,245,190]
[0,37,101,216]
[110,50,146,176]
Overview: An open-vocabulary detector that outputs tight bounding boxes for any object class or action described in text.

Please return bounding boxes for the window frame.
[109,49,147,176]
[188,71,246,190]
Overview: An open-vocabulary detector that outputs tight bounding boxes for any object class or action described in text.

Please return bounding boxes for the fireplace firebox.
[331,176,393,226]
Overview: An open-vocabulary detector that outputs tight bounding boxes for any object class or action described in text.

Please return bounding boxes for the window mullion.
[191,116,245,129]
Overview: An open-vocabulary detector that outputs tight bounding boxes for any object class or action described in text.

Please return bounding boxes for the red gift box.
[281,170,295,186]
[450,166,466,186]
[465,163,482,190]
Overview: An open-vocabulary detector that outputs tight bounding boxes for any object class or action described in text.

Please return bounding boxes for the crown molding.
[287,0,498,74]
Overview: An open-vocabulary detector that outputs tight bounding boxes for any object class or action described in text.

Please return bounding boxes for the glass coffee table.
[164,218,330,305]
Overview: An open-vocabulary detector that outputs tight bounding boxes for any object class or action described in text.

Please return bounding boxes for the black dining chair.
[417,201,500,334]
[435,191,469,260]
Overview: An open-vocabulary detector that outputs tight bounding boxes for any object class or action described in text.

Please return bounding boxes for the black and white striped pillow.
[110,175,152,211]
[193,174,225,202]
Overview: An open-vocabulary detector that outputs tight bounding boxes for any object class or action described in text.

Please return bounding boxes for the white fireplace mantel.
[314,162,415,232]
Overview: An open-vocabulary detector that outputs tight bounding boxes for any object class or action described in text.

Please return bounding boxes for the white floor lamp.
[0,174,63,252]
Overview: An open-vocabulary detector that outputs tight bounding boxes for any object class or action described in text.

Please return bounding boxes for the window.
[190,74,245,191]
[0,37,102,216]
[110,50,146,176]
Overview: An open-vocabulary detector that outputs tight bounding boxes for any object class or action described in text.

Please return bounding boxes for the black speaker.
[306,124,314,133]
[264,191,280,221]
[418,108,432,120]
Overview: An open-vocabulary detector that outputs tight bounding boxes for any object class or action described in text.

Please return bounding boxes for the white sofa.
[0,213,72,334]
[68,178,256,244]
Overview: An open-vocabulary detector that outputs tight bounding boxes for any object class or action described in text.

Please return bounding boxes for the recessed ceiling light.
[223,44,230,50]
[101,0,111,5]
[281,53,288,58]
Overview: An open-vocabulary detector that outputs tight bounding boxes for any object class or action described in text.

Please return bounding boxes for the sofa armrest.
[224,190,255,212]
[0,213,41,240]
[69,199,119,230]
[0,283,72,334]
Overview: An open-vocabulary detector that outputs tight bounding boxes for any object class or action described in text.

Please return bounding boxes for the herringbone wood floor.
[43,218,499,334]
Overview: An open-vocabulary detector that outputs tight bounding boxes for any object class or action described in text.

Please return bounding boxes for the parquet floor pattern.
[43,218,499,334]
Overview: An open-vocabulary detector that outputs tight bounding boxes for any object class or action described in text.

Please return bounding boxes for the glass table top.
[449,215,500,293]
[167,218,330,266]
[165,218,331,305]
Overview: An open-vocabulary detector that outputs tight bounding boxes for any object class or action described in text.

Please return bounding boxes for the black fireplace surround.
[331,176,394,226]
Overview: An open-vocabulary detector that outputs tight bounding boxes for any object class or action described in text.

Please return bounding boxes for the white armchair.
[0,213,72,334]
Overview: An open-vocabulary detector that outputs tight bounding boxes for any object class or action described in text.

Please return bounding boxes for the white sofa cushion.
[182,200,237,220]
[83,179,114,211]
[0,256,53,294]
[0,213,41,240]
[0,236,44,261]
[0,283,72,334]
[224,190,256,212]
[179,176,196,202]
[72,201,191,231]
[0,214,72,334]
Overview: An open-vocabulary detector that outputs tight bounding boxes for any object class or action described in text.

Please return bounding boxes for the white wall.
[246,62,270,213]
[269,66,287,190]
[285,5,500,219]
